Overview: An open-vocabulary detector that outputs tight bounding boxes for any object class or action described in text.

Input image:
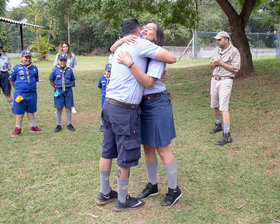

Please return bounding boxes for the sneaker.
[54,125,62,132]
[115,195,145,211]
[67,124,75,131]
[96,189,118,205]
[30,126,44,133]
[71,107,77,114]
[215,132,233,146]
[210,123,222,134]
[137,183,158,199]
[11,127,21,137]
[161,186,182,207]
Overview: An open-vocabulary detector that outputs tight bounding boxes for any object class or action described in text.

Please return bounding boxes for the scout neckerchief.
[58,65,67,91]
[20,62,33,84]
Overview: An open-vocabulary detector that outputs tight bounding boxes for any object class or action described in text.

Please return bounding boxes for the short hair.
[58,41,72,59]
[121,19,141,35]
[152,22,165,47]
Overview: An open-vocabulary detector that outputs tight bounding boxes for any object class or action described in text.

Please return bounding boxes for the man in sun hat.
[0,42,13,109]
[9,50,44,137]
[209,31,240,146]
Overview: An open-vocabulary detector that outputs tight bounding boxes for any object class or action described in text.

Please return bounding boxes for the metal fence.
[194,31,280,59]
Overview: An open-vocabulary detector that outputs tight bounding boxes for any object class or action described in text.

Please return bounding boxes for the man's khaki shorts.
[210,77,233,111]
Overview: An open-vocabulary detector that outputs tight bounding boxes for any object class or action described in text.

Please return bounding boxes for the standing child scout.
[49,53,76,132]
[98,63,111,131]
[9,50,44,137]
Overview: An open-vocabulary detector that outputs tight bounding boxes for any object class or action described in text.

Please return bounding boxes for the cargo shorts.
[210,77,233,111]
[101,101,141,168]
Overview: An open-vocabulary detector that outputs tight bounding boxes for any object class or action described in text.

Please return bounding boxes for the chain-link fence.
[194,31,280,59]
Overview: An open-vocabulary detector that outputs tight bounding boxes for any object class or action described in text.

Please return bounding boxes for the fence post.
[277,34,280,58]
[194,30,198,59]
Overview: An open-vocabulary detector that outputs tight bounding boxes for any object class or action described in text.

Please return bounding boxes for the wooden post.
[5,23,8,53]
[20,24,24,50]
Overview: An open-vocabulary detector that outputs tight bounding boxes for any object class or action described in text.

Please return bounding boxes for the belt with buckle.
[105,98,139,110]
[142,90,167,101]
[212,76,234,81]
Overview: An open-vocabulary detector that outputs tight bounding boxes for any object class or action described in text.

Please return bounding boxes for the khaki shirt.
[211,43,240,78]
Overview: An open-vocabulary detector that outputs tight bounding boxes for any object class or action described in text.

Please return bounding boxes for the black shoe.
[137,183,158,199]
[67,124,75,131]
[115,195,145,211]
[210,123,222,134]
[215,132,233,146]
[96,189,118,205]
[161,186,182,207]
[54,125,62,132]
[100,125,104,132]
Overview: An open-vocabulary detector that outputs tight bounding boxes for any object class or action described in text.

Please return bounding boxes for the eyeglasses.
[142,26,157,31]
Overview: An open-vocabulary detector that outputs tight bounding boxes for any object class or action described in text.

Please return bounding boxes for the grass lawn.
[0,55,279,223]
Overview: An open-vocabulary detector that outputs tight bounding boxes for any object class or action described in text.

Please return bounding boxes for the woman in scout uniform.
[9,50,44,137]
[49,53,76,132]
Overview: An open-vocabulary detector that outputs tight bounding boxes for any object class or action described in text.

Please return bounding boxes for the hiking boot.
[115,195,145,211]
[161,186,182,207]
[210,123,222,134]
[96,189,118,205]
[215,132,233,146]
[54,125,62,132]
[67,124,75,131]
[30,126,44,133]
[11,127,21,137]
[137,183,158,199]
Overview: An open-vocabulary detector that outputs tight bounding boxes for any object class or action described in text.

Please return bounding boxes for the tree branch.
[240,0,257,27]
[215,0,239,20]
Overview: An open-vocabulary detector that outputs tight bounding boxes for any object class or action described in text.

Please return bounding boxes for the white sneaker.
[71,107,77,113]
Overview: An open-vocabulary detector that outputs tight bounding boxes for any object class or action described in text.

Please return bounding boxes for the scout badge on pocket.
[15,95,23,103]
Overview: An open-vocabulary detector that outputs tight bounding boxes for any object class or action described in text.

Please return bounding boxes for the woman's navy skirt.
[140,92,176,147]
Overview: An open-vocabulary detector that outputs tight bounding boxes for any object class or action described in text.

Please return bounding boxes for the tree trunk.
[230,21,254,76]
[215,0,256,76]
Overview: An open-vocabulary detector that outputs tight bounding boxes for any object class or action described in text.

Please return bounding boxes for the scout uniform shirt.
[98,75,108,96]
[49,66,75,89]
[0,54,12,72]
[211,43,240,78]
[9,63,38,92]
[106,35,161,105]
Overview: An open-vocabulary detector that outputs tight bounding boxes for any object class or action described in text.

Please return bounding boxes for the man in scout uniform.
[210,31,240,146]
[0,42,13,109]
[9,50,44,137]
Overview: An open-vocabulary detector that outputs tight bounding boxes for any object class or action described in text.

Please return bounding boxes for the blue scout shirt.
[54,53,77,69]
[9,63,38,92]
[49,66,75,88]
[98,75,108,96]
[0,54,12,72]
[144,60,166,96]
[106,36,161,104]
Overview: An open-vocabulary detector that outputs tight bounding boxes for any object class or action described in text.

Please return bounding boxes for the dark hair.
[121,19,141,35]
[152,22,165,47]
